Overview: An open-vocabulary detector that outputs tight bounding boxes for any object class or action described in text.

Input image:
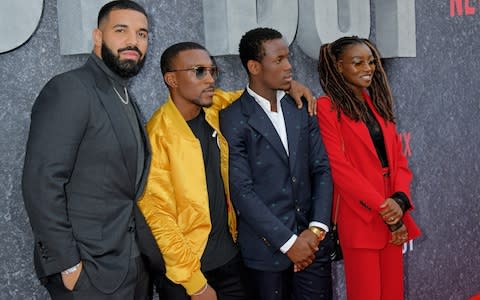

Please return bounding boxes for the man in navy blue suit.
[219,27,334,300]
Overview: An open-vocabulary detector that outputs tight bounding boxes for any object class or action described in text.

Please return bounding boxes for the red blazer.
[317,91,420,249]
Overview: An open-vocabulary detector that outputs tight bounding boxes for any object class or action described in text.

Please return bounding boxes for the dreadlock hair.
[238,27,283,74]
[97,0,148,27]
[318,36,395,123]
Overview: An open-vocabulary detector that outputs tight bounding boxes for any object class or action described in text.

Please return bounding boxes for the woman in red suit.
[316,36,421,299]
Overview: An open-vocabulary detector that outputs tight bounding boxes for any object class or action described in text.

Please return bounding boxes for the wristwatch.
[309,226,326,241]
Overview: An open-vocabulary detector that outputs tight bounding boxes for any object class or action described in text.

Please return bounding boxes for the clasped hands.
[286,229,320,272]
[380,198,408,246]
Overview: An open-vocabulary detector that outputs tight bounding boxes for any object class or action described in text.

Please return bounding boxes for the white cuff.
[309,221,329,232]
[280,234,297,253]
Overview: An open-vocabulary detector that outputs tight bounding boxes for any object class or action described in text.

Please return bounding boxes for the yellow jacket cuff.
[183,270,207,296]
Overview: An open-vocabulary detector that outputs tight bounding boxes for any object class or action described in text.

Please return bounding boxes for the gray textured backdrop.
[1,0,479,299]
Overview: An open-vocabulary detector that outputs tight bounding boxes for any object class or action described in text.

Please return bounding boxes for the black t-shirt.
[187,110,237,271]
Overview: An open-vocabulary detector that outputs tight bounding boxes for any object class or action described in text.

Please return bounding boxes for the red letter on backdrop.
[402,132,412,157]
[450,0,463,16]
[465,0,475,15]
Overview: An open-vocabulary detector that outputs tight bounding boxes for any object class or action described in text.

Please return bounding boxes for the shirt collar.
[90,52,129,87]
[246,85,286,112]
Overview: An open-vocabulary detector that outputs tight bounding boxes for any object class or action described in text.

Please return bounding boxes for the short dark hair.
[160,42,208,75]
[238,27,283,72]
[97,0,148,27]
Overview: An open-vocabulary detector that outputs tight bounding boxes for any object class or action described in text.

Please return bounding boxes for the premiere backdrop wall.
[0,0,479,299]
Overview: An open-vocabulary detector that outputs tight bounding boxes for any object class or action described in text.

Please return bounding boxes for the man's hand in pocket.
[61,261,83,291]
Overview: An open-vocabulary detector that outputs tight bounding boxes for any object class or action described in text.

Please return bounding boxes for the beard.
[193,97,213,108]
[101,43,146,78]
[192,86,215,108]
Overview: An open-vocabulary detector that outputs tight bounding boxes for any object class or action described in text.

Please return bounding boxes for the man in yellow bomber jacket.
[138,42,316,300]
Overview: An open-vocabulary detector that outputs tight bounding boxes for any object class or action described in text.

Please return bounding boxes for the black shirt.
[364,105,388,168]
[187,110,237,271]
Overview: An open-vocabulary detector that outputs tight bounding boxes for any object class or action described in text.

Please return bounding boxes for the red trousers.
[343,167,405,299]
[343,242,404,300]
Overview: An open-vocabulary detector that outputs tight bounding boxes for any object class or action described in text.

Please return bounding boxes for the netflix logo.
[450,0,478,16]
[399,132,412,158]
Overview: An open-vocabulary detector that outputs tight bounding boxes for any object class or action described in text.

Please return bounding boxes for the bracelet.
[388,220,404,232]
[192,283,208,296]
[61,262,80,275]
[392,197,406,213]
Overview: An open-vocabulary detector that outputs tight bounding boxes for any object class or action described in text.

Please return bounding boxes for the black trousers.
[246,237,333,300]
[156,254,250,300]
[45,256,151,300]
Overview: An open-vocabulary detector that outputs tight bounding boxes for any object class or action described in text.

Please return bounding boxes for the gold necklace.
[112,86,129,105]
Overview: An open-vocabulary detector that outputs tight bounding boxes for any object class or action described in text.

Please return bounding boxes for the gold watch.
[309,226,326,241]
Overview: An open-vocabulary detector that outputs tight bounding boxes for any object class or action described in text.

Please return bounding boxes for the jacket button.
[37,241,45,250]
[261,237,271,246]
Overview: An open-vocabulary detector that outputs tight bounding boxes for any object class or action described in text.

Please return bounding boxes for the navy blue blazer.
[220,91,333,271]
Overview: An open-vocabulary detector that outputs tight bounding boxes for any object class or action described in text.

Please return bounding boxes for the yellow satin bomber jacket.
[138,89,242,295]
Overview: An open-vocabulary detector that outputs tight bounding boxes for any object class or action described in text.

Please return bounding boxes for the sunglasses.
[167,66,219,80]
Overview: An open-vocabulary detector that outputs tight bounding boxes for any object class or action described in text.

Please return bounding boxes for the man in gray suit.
[22,1,163,299]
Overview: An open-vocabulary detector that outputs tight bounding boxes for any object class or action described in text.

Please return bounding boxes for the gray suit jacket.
[22,57,163,293]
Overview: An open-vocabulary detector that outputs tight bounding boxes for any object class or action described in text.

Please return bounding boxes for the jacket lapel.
[341,90,378,159]
[341,115,378,158]
[88,59,137,193]
[363,92,395,166]
[241,93,289,165]
[282,96,300,173]
[131,100,151,198]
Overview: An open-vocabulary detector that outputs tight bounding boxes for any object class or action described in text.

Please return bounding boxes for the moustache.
[203,85,215,92]
[118,46,143,57]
